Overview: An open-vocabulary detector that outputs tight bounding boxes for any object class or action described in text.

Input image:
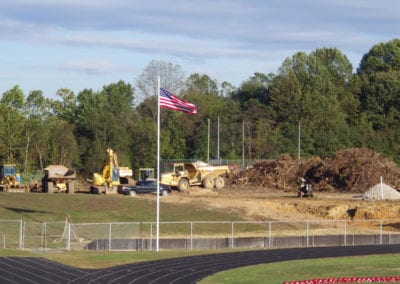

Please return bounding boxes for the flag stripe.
[159,88,197,114]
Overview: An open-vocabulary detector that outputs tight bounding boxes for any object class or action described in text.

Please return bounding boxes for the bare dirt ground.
[162,185,400,225]
[160,148,400,226]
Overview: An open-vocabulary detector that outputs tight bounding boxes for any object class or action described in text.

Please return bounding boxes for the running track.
[1,245,399,284]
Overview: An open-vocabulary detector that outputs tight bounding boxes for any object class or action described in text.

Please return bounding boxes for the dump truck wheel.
[214,176,225,189]
[202,178,214,189]
[178,179,189,192]
[90,186,99,194]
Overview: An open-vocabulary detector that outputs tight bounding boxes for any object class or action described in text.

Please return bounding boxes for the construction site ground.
[161,185,400,224]
[75,148,400,225]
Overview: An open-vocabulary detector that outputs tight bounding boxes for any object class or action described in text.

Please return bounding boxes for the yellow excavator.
[91,147,131,194]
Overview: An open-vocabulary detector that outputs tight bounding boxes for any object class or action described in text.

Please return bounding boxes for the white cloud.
[0,0,399,97]
[59,59,117,75]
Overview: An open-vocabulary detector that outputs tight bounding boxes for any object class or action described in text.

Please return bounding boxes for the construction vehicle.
[139,168,155,181]
[0,164,27,192]
[90,147,133,194]
[297,178,313,198]
[42,165,76,193]
[160,161,230,191]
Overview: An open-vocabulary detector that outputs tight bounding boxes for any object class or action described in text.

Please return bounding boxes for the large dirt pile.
[231,148,400,193]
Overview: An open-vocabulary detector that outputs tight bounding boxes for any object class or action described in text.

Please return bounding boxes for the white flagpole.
[156,76,160,252]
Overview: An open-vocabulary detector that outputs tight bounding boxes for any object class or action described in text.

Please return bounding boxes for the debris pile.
[362,183,400,200]
[231,148,400,193]
[230,154,299,190]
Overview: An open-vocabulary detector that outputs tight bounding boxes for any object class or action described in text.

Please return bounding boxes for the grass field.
[1,192,400,283]
[199,254,400,283]
[0,192,242,223]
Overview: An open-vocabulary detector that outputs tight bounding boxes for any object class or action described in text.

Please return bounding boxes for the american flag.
[159,88,197,114]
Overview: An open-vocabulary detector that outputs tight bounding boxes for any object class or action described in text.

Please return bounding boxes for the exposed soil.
[71,148,400,227]
[162,185,400,224]
[162,148,400,226]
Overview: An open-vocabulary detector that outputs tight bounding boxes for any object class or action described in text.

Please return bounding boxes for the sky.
[0,0,399,100]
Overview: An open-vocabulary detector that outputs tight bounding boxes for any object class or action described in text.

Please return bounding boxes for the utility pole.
[207,118,210,163]
[242,120,245,169]
[298,120,301,161]
[217,116,220,161]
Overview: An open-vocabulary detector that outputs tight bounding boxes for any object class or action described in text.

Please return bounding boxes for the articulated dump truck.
[42,165,76,193]
[161,161,230,191]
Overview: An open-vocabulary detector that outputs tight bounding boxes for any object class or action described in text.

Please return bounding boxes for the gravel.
[362,183,400,200]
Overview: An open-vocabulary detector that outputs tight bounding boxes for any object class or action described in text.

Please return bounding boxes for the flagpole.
[156,76,160,252]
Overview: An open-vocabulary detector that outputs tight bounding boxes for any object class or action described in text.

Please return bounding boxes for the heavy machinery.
[42,165,76,193]
[90,147,133,194]
[139,168,155,181]
[297,177,313,198]
[0,164,27,192]
[161,161,230,191]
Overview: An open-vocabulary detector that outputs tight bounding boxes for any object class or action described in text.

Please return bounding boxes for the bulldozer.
[161,161,230,191]
[42,165,76,193]
[90,147,133,194]
[0,164,27,192]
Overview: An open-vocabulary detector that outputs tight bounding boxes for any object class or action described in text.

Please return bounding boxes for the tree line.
[1,38,400,178]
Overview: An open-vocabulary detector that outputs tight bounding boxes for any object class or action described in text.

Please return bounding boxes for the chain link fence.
[1,219,400,251]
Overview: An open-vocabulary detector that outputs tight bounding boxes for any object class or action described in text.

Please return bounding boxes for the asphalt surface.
[1,245,400,283]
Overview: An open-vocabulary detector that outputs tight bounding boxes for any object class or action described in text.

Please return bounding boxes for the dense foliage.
[1,39,400,176]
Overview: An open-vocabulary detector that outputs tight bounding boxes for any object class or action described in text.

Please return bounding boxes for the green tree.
[231,72,271,105]
[73,81,135,173]
[0,85,25,164]
[269,48,355,158]
[23,90,48,172]
[358,38,400,161]
[182,74,226,160]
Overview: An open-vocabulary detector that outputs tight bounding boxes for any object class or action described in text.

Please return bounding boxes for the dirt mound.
[362,183,400,200]
[231,148,400,193]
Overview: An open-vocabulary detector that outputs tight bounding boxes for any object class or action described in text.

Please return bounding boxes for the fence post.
[19,219,23,250]
[42,222,46,251]
[306,221,309,247]
[109,223,112,251]
[67,222,71,251]
[268,221,272,248]
[344,220,347,246]
[190,222,193,251]
[380,220,383,245]
[150,222,153,251]
[231,222,234,249]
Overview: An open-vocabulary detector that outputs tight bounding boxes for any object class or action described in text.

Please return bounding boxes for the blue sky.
[0,0,399,100]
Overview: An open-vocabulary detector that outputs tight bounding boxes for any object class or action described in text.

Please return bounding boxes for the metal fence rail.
[1,219,400,251]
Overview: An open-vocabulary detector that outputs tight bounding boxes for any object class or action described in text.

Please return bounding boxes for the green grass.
[0,192,243,223]
[200,254,400,283]
[1,192,400,282]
